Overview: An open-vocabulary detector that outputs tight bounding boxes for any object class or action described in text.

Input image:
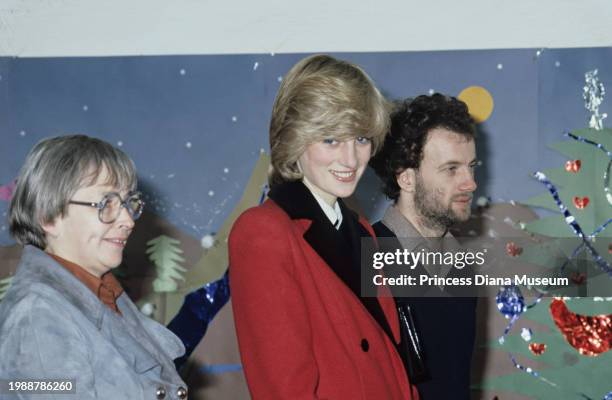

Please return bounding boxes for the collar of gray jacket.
[14,245,108,328]
[10,245,185,365]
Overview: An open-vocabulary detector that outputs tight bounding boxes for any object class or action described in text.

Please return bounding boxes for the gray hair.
[9,135,137,249]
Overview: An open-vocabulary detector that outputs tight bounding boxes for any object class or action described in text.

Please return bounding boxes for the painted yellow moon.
[458,86,494,123]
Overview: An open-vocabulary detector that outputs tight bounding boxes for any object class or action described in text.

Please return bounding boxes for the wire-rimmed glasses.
[68,191,145,224]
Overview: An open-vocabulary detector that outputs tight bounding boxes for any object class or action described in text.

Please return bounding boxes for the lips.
[453,195,473,203]
[104,238,128,247]
[330,169,356,182]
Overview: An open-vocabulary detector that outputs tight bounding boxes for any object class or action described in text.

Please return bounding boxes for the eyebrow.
[437,158,479,170]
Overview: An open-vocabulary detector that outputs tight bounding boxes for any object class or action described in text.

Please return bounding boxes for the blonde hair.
[268,54,391,185]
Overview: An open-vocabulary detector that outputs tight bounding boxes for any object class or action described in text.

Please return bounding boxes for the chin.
[103,257,123,270]
[334,184,358,198]
[452,205,471,218]
[335,190,355,199]
[455,211,471,222]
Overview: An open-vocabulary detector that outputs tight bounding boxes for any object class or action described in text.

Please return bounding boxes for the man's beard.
[413,173,469,232]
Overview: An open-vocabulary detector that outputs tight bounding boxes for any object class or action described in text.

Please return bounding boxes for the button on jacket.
[0,246,187,399]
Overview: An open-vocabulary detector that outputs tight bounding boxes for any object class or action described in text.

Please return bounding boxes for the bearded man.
[370,93,479,400]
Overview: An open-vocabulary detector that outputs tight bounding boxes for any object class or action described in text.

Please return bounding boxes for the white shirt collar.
[302,178,343,230]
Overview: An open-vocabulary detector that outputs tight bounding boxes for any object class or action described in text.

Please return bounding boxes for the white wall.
[0,0,611,57]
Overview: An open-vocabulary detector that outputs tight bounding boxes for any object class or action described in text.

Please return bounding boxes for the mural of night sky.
[1,47,611,245]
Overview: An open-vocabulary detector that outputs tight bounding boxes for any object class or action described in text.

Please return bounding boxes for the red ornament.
[573,196,590,209]
[505,242,523,257]
[565,159,581,173]
[528,342,547,355]
[570,272,586,285]
[608,243,612,255]
[550,298,612,356]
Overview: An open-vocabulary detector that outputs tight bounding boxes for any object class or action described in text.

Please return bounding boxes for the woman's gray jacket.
[0,245,187,399]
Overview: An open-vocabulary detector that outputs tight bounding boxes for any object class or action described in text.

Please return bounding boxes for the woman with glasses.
[229,55,419,399]
[0,135,188,399]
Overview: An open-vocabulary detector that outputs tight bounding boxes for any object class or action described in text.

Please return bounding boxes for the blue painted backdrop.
[1,47,610,245]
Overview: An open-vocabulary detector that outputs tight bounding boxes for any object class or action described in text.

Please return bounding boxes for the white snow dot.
[223,167,229,174]
[270,52,275,57]
[231,116,237,122]
[253,62,259,71]
[19,130,26,137]
[259,148,265,154]
[208,190,215,197]
[521,328,532,341]
[167,173,175,179]
[428,89,435,95]
[82,105,88,111]
[277,76,283,82]
[140,303,155,316]
[179,68,186,75]
[185,141,192,149]
[555,61,561,67]
[0,74,3,81]
[201,234,215,249]
[117,141,123,147]
[535,50,542,57]
[476,196,489,207]
[503,217,515,226]
[497,63,503,70]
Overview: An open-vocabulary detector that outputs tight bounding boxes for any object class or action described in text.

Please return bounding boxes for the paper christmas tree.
[147,235,187,293]
[0,276,12,302]
[479,71,612,400]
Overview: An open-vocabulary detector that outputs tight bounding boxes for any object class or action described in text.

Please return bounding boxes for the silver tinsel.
[583,69,607,130]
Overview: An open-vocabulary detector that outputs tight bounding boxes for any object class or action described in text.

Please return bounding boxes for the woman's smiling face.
[43,167,135,277]
[298,136,372,206]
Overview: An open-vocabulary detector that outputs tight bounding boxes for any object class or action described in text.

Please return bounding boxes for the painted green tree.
[479,72,612,399]
[147,235,187,293]
[0,276,12,302]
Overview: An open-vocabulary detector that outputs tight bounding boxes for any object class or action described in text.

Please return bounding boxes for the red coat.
[229,181,418,400]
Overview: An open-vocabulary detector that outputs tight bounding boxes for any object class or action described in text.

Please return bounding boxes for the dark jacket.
[374,214,476,400]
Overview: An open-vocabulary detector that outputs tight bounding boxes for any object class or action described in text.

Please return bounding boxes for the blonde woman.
[229,55,419,399]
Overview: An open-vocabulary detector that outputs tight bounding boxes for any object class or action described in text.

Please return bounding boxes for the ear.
[396,168,416,193]
[41,217,62,240]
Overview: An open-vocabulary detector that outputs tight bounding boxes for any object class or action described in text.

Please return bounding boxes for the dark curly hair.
[370,93,475,202]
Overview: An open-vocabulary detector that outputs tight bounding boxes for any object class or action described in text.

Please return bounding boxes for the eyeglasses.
[69,191,145,224]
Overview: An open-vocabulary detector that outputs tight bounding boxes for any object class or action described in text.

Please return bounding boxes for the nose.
[116,205,135,230]
[460,168,477,193]
[339,140,358,169]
